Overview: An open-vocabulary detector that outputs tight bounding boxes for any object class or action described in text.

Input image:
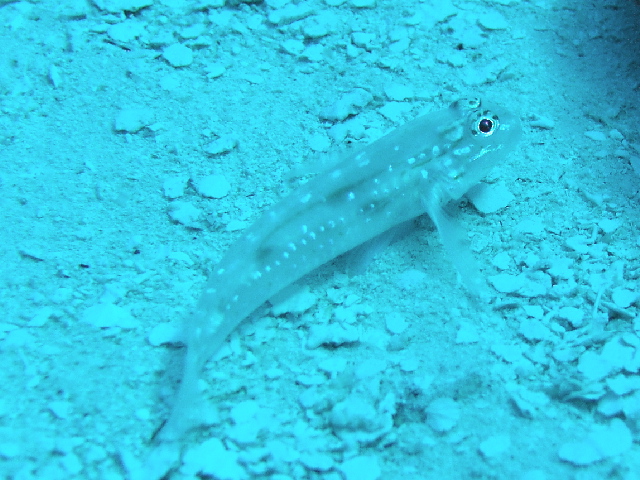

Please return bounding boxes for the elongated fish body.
[160,97,521,440]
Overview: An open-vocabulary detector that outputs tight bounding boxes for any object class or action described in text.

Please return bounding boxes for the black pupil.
[479,118,493,133]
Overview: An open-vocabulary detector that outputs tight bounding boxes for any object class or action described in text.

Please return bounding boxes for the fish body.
[160,97,521,440]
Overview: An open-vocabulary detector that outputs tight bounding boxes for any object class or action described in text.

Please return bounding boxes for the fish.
[157,97,521,442]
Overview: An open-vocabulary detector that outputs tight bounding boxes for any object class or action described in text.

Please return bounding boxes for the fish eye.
[471,111,499,137]
[478,118,493,133]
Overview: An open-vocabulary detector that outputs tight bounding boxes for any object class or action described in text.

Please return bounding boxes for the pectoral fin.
[422,195,490,300]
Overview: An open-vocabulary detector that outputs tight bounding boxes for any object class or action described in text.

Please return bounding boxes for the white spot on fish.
[357,153,370,167]
[300,193,312,203]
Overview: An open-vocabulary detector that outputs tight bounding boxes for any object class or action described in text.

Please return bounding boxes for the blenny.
[159,97,521,441]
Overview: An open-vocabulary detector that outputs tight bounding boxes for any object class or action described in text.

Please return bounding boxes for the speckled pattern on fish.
[160,97,521,441]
